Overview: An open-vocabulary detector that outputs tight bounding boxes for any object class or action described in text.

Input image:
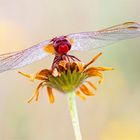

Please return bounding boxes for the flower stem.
[67,92,82,140]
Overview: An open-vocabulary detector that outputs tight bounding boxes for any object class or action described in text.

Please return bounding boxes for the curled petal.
[37,69,51,76]
[76,90,86,100]
[86,81,97,90]
[47,87,55,103]
[84,68,104,84]
[28,81,45,103]
[94,71,103,84]
[80,84,95,96]
[35,69,51,80]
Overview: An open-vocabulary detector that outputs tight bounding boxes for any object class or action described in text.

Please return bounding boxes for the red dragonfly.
[0,22,140,73]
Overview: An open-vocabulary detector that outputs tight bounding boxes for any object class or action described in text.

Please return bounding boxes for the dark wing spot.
[127,26,138,30]
[123,22,136,25]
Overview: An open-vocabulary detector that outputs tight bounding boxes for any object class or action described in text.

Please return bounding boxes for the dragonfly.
[0,21,140,73]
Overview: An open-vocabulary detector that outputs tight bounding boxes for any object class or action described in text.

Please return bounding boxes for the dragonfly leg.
[66,54,81,61]
[62,55,71,63]
[51,56,61,70]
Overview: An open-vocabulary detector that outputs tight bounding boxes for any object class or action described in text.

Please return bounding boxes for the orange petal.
[34,75,48,81]
[88,70,103,84]
[91,67,114,71]
[37,69,51,76]
[76,90,86,100]
[35,69,51,80]
[58,60,67,70]
[76,62,84,72]
[80,84,95,96]
[18,71,31,79]
[85,68,102,76]
[28,82,44,103]
[84,52,102,69]
[86,81,97,90]
[35,82,45,101]
[47,87,55,104]
[94,71,103,84]
[84,68,103,84]
[84,67,95,75]
[27,93,36,103]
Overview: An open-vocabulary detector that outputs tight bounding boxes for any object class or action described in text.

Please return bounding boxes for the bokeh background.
[0,0,140,140]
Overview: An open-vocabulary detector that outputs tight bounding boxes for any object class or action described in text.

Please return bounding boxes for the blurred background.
[0,0,140,140]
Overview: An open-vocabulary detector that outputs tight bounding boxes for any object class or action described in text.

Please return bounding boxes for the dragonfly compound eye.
[53,37,71,54]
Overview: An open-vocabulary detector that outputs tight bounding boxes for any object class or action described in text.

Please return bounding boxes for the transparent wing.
[1,22,140,73]
[0,40,50,73]
[68,22,140,51]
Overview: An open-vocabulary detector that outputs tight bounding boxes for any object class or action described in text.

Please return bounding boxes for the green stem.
[67,92,82,140]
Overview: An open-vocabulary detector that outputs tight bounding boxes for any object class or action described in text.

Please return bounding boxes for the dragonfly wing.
[0,40,51,73]
[68,22,140,51]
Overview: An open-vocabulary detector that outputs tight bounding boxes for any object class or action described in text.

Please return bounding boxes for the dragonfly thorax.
[52,36,71,54]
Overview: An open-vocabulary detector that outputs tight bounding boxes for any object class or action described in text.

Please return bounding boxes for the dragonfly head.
[52,36,71,54]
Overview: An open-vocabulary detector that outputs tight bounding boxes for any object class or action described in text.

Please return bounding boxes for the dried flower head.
[18,52,113,103]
